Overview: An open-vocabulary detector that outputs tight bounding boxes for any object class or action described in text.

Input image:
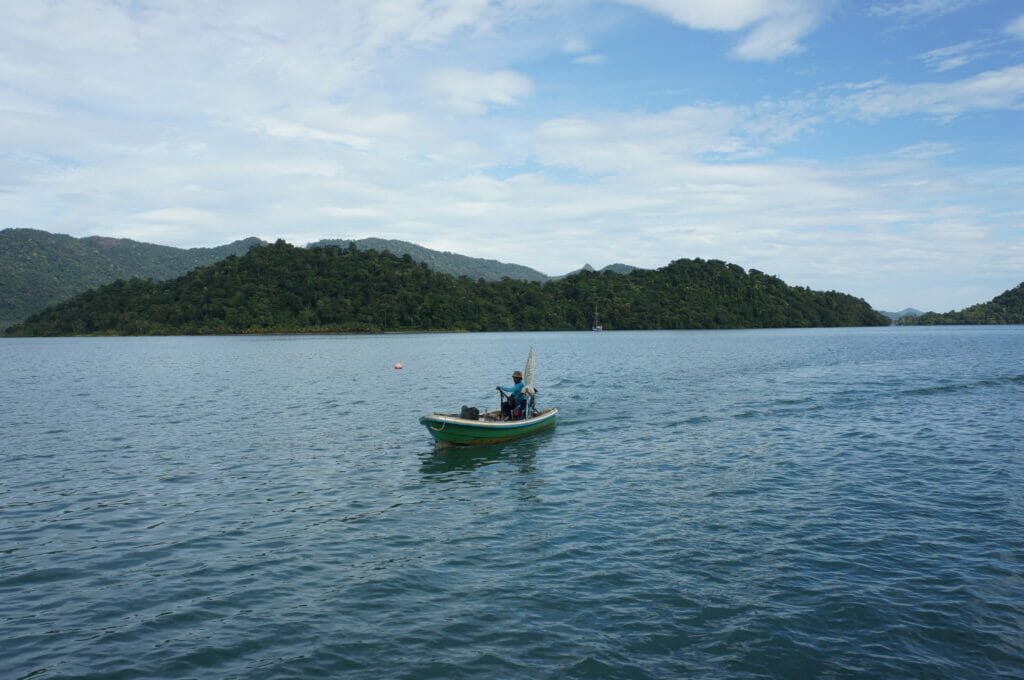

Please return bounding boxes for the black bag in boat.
[460,405,480,420]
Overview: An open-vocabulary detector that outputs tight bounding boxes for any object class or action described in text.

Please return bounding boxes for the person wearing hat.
[497,370,527,420]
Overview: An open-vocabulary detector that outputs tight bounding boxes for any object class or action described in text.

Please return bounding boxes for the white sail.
[523,348,536,395]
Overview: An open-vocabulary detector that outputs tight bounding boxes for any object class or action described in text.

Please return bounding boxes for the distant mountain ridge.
[307,238,549,282]
[555,263,639,279]
[309,239,643,281]
[0,228,264,329]
[879,307,924,321]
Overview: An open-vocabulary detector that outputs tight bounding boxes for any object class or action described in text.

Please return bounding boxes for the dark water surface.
[2,327,1023,679]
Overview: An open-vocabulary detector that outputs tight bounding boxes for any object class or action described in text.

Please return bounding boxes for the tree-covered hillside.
[307,237,549,282]
[0,228,263,329]
[898,282,1024,325]
[5,241,889,336]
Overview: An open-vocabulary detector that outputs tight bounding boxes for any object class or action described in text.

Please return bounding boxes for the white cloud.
[0,1,500,116]
[620,0,790,31]
[915,40,989,72]
[891,142,956,159]
[320,207,381,219]
[133,207,219,224]
[562,37,589,54]
[1,1,140,55]
[730,5,821,60]
[839,65,1024,119]
[869,0,981,19]
[537,107,746,172]
[490,148,1013,311]
[248,118,374,149]
[1007,13,1024,39]
[535,101,817,174]
[423,68,533,114]
[241,106,425,154]
[563,35,605,64]
[620,0,834,60]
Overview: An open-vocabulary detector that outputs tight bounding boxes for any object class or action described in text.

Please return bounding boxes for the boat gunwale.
[419,408,558,430]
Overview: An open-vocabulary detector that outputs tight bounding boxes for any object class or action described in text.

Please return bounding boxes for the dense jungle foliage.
[0,228,262,329]
[308,237,550,282]
[898,282,1024,325]
[2,229,586,330]
[5,241,890,336]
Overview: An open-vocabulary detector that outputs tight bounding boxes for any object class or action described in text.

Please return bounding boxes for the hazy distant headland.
[879,308,924,321]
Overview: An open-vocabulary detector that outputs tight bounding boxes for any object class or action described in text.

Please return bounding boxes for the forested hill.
[0,228,263,329]
[898,282,1024,325]
[5,241,889,336]
[307,238,549,282]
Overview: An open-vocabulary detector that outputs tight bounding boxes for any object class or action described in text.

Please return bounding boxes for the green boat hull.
[419,409,558,446]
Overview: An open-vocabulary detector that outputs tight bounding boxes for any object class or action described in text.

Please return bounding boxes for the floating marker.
[394,363,403,369]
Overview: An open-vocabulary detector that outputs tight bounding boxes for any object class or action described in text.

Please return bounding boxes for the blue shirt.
[500,381,525,401]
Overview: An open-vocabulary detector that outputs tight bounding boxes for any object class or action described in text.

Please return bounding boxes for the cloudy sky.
[2,1,1023,312]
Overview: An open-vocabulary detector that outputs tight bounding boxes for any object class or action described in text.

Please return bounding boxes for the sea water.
[2,327,1022,679]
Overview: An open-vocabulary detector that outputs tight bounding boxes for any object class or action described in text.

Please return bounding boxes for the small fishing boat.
[419,408,558,447]
[420,347,557,446]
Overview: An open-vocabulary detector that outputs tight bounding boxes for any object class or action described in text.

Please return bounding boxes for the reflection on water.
[418,430,552,477]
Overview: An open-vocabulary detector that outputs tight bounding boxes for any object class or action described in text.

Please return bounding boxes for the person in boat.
[498,370,528,420]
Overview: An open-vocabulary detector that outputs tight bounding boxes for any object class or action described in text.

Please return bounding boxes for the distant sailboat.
[592,306,603,332]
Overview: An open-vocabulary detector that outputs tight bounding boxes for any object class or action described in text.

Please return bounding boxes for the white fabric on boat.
[524,348,536,389]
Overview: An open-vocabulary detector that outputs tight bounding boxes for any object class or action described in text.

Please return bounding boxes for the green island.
[897,282,1024,325]
[0,228,631,329]
[5,240,889,336]
[0,228,262,330]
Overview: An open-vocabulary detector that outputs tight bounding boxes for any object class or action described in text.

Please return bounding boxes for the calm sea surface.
[2,327,1023,679]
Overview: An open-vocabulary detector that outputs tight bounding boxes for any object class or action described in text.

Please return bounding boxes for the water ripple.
[1,329,1023,679]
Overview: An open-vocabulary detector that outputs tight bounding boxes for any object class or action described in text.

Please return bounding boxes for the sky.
[1,1,1023,312]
